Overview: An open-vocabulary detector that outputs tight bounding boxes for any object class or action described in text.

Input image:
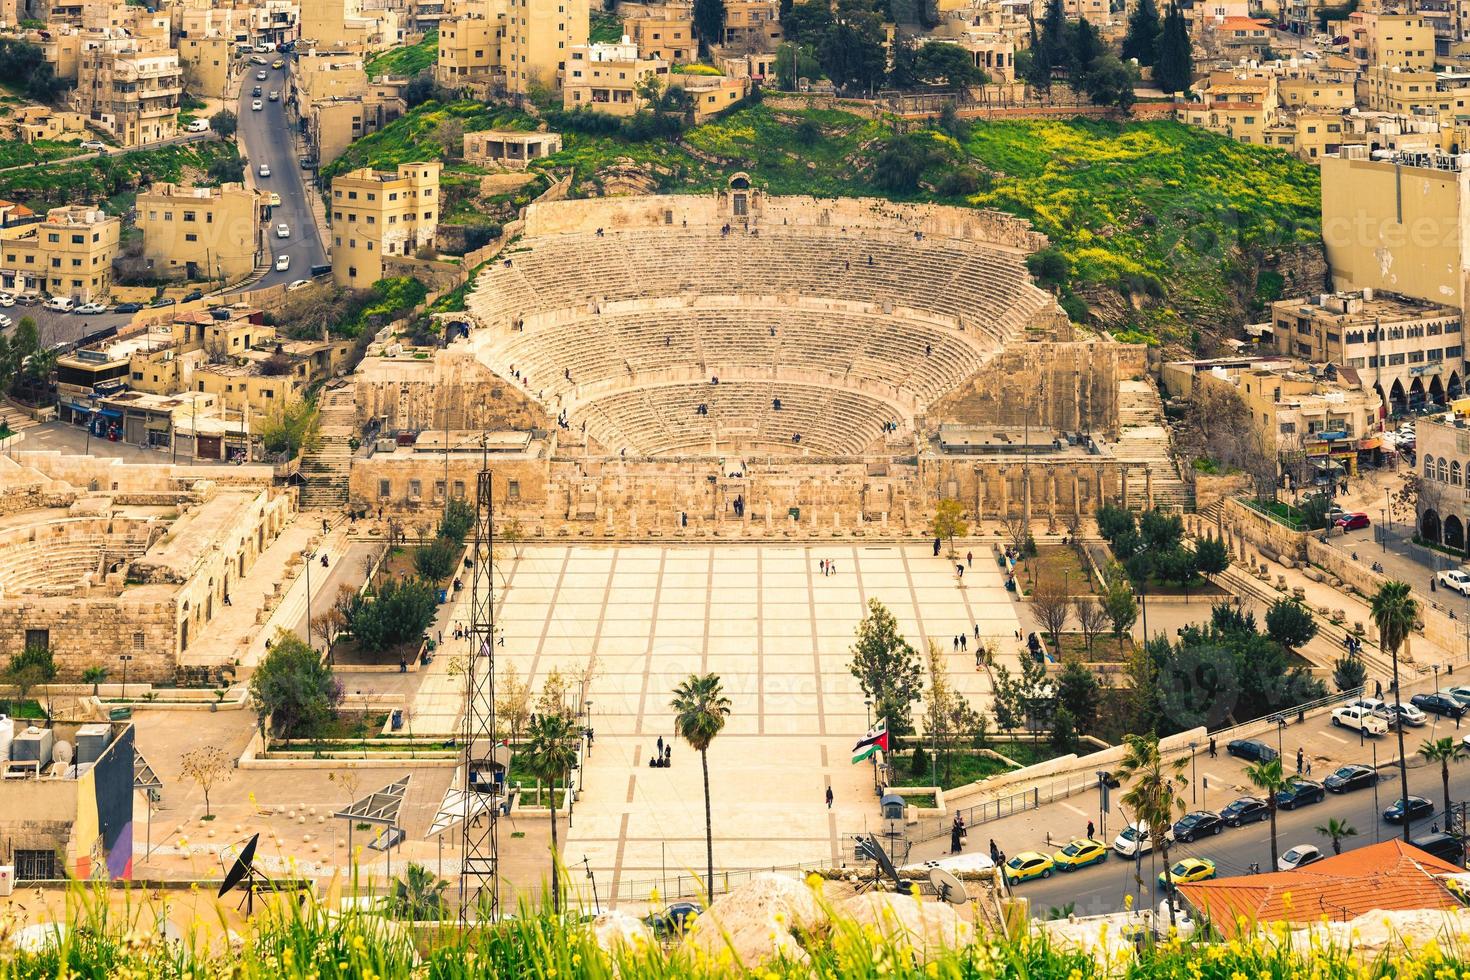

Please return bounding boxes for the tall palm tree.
[671,673,732,895]
[522,712,578,913]
[1315,816,1358,855]
[1420,736,1465,822]
[1245,757,1298,871]
[1372,580,1419,842]
[1116,733,1188,925]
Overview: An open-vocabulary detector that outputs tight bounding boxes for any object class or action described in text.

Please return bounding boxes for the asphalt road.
[2,304,133,349]
[234,59,327,289]
[1005,730,1470,918]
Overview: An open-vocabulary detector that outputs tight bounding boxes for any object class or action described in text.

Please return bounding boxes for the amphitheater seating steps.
[1114,380,1193,512]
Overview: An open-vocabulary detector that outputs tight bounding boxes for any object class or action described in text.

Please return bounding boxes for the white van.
[186,119,209,133]
[43,296,74,312]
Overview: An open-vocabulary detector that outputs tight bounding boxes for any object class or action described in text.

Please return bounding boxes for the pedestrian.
[933,537,941,557]
[1296,747,1304,774]
[966,550,973,569]
[1087,820,1095,840]
[825,786,834,809]
[830,561,836,575]
[322,518,329,534]
[960,634,967,651]
[974,624,980,640]
[957,564,964,579]
[1375,679,1383,699]
[664,745,672,766]
[975,648,983,669]
[818,558,825,575]
[681,511,688,528]
[953,636,959,652]
[588,728,595,751]
[657,735,664,757]
[989,838,1000,863]
[1208,736,1217,758]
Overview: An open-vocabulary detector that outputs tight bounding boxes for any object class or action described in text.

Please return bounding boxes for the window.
[409,479,422,498]
[1453,461,1463,486]
[1440,459,1450,482]
[453,480,465,498]
[24,628,49,651]
[508,480,520,500]
[14,849,59,881]
[378,479,391,498]
[1427,454,1436,477]
[435,480,446,501]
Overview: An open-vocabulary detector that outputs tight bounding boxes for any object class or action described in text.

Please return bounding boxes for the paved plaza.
[455,542,1024,903]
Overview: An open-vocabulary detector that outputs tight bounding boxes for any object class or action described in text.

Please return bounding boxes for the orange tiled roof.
[1215,16,1270,29]
[1176,841,1463,938]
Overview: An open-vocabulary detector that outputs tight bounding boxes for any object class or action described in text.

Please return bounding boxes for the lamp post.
[1188,741,1198,805]
[1381,508,1388,554]
[1435,664,1442,694]
[302,546,315,655]
[118,653,133,699]
[583,855,599,912]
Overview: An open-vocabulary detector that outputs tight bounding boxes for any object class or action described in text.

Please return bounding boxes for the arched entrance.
[1410,377,1426,411]
[1451,372,1464,400]
[1422,509,1442,544]
[1446,514,1466,552]
[1430,375,1445,404]
[1390,379,1408,415]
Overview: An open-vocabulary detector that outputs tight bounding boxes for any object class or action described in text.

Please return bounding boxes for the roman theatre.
[353,178,1188,531]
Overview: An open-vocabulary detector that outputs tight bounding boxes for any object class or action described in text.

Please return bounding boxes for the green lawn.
[0,698,45,719]
[901,751,1017,790]
[365,30,438,78]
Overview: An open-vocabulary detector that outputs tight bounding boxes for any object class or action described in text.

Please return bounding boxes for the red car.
[1335,512,1370,530]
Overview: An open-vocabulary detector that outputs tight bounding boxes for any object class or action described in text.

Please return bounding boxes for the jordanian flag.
[852,721,888,764]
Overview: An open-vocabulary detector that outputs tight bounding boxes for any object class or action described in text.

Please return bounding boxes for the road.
[3,305,132,349]
[1000,713,1470,918]
[234,58,327,289]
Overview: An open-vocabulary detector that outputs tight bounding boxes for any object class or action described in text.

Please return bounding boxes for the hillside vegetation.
[329,99,1323,348]
[0,139,239,210]
[364,30,437,78]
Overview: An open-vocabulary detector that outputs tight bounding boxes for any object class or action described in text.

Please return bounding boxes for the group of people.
[731,495,745,519]
[650,735,674,769]
[949,814,967,853]
[817,558,839,577]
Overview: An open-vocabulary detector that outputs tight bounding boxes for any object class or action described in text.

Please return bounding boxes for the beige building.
[1416,410,1470,552]
[463,128,562,168]
[503,0,589,94]
[0,206,119,301]
[74,36,183,146]
[1362,65,1470,117]
[624,8,694,62]
[1178,72,1278,145]
[178,34,234,101]
[329,162,441,287]
[1351,12,1436,70]
[299,0,401,48]
[721,0,781,49]
[308,90,406,164]
[136,182,265,285]
[1277,73,1355,110]
[564,38,668,113]
[436,0,506,90]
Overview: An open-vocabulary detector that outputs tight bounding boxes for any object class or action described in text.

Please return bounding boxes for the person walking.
[1208,736,1217,758]
[657,735,664,757]
[966,550,973,569]
[953,636,959,652]
[825,786,834,809]
[989,839,1000,864]
[1086,820,1095,840]
[933,537,942,557]
[1296,747,1304,774]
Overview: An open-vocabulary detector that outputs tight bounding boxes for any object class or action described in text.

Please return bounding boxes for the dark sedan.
[111,302,141,314]
[1411,693,1466,719]
[1221,796,1270,827]
[1276,779,1326,810]
[1227,739,1278,763]
[1383,796,1435,825]
[1324,764,1378,793]
[1172,810,1225,842]
[644,901,702,938]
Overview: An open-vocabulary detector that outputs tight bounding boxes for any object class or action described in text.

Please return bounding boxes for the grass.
[901,751,1018,789]
[0,138,89,170]
[320,100,536,184]
[990,740,1073,766]
[364,30,438,78]
[589,12,623,43]
[1243,496,1311,530]
[0,697,45,719]
[1023,545,1096,595]
[1037,631,1136,662]
[0,140,237,210]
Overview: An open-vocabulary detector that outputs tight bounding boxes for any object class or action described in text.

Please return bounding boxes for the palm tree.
[1420,736,1465,821]
[391,861,448,920]
[1315,816,1358,855]
[522,712,578,913]
[1245,757,1298,871]
[81,665,107,697]
[1372,580,1419,842]
[1116,733,1187,924]
[671,673,732,895]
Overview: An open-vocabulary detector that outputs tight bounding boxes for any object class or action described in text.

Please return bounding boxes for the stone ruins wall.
[349,452,549,525]
[354,347,550,432]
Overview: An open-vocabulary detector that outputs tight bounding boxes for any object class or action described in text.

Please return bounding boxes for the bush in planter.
[909,744,929,777]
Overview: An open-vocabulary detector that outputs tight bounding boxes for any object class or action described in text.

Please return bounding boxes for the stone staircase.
[0,400,40,436]
[1114,378,1193,512]
[298,385,355,510]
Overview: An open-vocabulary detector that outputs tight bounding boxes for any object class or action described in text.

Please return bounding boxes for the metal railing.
[607,858,838,904]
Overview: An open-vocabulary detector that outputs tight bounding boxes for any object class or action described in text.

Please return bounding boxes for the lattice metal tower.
[459,468,499,921]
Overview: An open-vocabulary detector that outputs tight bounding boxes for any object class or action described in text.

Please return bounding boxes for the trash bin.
[437,588,448,603]
[391,709,403,730]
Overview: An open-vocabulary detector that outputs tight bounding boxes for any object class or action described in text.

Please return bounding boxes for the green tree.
[1039,0,1066,72]
[1193,534,1229,584]
[871,133,942,192]
[1420,736,1465,823]
[1265,598,1317,651]
[1070,16,1101,74]
[774,42,820,90]
[914,41,984,86]
[209,109,237,140]
[438,496,475,544]
[1056,659,1100,734]
[1372,580,1419,843]
[179,746,231,819]
[207,152,246,184]
[248,631,342,738]
[693,0,726,54]
[1101,563,1139,654]
[1315,816,1358,855]
[1050,705,1077,752]
[346,576,438,654]
[1117,734,1188,924]
[1122,0,1160,66]
[928,498,968,557]
[260,397,320,459]
[1245,756,1296,870]
[671,673,732,894]
[392,862,448,920]
[1332,653,1367,692]
[818,19,886,92]
[521,712,578,913]
[6,645,56,703]
[848,598,924,737]
[413,537,458,583]
[1154,2,1193,94]
[81,664,107,697]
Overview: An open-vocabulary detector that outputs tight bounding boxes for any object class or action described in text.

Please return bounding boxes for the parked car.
[1324,764,1378,793]
[17,291,39,305]
[1438,570,1470,596]
[111,302,141,314]
[78,140,106,151]
[43,296,74,312]
[276,223,290,238]
[1221,796,1271,827]
[1276,779,1326,810]
[1382,702,1428,728]
[181,289,204,303]
[275,254,290,271]
[0,313,12,328]
[258,164,271,177]
[1278,844,1322,871]
[1227,739,1278,763]
[1384,796,1435,824]
[1444,685,1470,707]
[1112,822,1160,857]
[268,192,281,207]
[1412,692,1466,719]
[0,292,14,307]
[1330,705,1388,736]
[1159,857,1216,889]
[643,901,701,938]
[1335,512,1371,531]
[1052,838,1108,871]
[287,278,311,291]
[250,55,268,64]
[1004,851,1055,883]
[1172,810,1225,843]
[74,301,106,314]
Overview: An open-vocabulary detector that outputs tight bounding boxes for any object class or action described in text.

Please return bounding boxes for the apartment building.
[329,162,441,287]
[721,0,781,49]
[1177,72,1278,144]
[1362,65,1470,116]
[74,35,183,146]
[1415,412,1470,552]
[177,35,234,100]
[1350,12,1435,70]
[623,7,694,62]
[0,206,119,301]
[300,0,401,48]
[309,91,407,165]
[435,0,505,90]
[925,16,1017,82]
[1277,73,1355,109]
[563,38,668,113]
[1270,289,1464,414]
[136,183,265,285]
[503,0,589,94]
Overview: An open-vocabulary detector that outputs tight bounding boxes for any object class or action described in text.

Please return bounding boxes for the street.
[234,58,327,289]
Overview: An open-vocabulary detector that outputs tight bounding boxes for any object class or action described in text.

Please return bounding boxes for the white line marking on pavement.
[1059,802,1088,817]
[1319,731,1348,744]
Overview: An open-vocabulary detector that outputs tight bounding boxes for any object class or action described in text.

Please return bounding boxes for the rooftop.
[1275,288,1460,324]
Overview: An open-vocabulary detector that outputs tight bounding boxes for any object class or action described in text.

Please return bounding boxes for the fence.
[607,858,839,904]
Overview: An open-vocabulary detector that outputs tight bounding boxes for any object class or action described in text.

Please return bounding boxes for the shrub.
[347,576,438,654]
[249,632,342,738]
[413,537,458,582]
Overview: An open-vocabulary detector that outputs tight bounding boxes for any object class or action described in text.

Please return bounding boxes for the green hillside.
[364,30,438,78]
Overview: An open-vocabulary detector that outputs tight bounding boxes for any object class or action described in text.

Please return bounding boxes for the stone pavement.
[463,541,1023,906]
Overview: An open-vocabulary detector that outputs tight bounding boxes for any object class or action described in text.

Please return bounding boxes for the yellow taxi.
[1158,857,1216,889]
[1003,851,1055,884]
[1052,837,1108,871]
[269,192,281,207]
[271,59,285,69]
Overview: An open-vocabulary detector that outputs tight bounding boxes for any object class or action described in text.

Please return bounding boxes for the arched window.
[1427,454,1436,477]
[1453,461,1463,487]
[1440,459,1450,483]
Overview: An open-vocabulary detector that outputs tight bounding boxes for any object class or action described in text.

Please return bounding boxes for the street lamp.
[1188,741,1198,804]
[118,653,133,699]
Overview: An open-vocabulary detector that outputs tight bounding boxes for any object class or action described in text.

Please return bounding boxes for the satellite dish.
[52,741,73,766]
[857,835,901,882]
[929,867,969,905]
[217,833,260,899]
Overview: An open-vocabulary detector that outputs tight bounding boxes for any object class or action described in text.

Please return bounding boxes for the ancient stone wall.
[354,347,550,432]
[925,341,1133,439]
[0,592,178,679]
[349,451,549,523]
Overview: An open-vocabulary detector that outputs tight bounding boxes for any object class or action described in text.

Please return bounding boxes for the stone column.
[1119,465,1130,509]
[1145,469,1154,510]
[1022,464,1033,529]
[998,466,1010,520]
[1046,467,1058,532]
